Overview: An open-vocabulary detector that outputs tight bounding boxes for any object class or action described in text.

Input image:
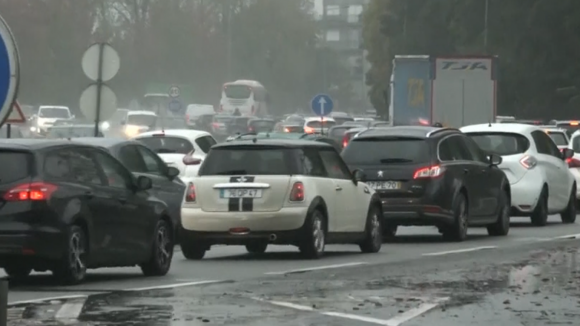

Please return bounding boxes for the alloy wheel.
[69,231,86,278]
[156,226,172,268]
[312,214,325,253]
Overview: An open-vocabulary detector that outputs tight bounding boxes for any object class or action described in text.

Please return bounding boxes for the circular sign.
[169,85,180,98]
[168,99,182,113]
[79,83,118,121]
[81,43,120,82]
[0,15,19,128]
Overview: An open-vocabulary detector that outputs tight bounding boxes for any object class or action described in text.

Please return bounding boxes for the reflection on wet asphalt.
[9,240,580,325]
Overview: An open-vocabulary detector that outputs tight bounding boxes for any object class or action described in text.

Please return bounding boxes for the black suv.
[341,126,511,241]
[0,140,175,284]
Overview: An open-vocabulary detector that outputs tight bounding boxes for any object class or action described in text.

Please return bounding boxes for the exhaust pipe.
[269,234,277,242]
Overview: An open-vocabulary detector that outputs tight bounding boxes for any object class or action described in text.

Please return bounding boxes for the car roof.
[0,139,78,150]
[127,110,157,116]
[135,129,211,139]
[354,126,449,139]
[39,105,69,110]
[214,138,331,149]
[304,117,335,122]
[460,123,541,134]
[49,124,94,128]
[70,137,134,148]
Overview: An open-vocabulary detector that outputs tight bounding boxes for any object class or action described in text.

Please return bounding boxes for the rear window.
[138,136,194,154]
[547,132,567,146]
[342,138,430,165]
[556,123,580,138]
[330,127,350,137]
[283,125,304,133]
[306,121,337,128]
[333,117,354,125]
[224,85,251,99]
[249,120,275,131]
[466,132,530,155]
[199,147,296,175]
[0,151,31,184]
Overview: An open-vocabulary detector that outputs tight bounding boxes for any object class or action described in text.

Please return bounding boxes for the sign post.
[167,85,183,115]
[80,42,120,136]
[310,93,334,135]
[4,101,25,138]
[0,15,20,136]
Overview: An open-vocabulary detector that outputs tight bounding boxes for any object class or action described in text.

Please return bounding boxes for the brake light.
[304,126,315,134]
[185,182,196,202]
[519,155,537,169]
[566,158,580,168]
[248,126,254,132]
[289,182,304,201]
[571,121,579,126]
[284,127,290,132]
[413,166,444,179]
[212,122,220,128]
[342,134,349,148]
[3,182,58,201]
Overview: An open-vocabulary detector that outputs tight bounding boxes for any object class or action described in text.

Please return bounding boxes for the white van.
[185,104,215,128]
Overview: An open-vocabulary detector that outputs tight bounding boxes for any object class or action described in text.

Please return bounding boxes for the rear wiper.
[380,158,412,163]
[216,170,247,175]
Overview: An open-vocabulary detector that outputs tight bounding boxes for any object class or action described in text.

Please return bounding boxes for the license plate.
[220,189,263,198]
[366,181,401,190]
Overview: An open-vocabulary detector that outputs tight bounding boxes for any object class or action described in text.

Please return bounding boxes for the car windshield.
[342,138,430,164]
[547,131,567,146]
[127,114,157,126]
[467,132,530,155]
[39,108,69,118]
[138,136,194,154]
[199,147,296,175]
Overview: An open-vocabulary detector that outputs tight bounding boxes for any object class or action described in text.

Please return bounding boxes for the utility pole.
[483,0,489,52]
[225,2,233,80]
[322,0,328,92]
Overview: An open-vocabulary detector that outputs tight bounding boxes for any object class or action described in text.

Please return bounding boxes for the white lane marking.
[554,233,580,240]
[264,262,368,275]
[385,298,449,326]
[124,280,224,291]
[55,300,86,320]
[422,246,497,256]
[514,237,553,242]
[9,294,88,306]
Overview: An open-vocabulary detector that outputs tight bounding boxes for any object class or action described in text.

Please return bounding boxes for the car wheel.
[4,266,32,279]
[561,186,577,224]
[299,209,326,259]
[487,190,510,236]
[383,224,398,241]
[246,242,268,254]
[531,190,548,226]
[181,242,207,260]
[443,193,468,242]
[53,225,87,285]
[141,220,174,276]
[360,205,382,253]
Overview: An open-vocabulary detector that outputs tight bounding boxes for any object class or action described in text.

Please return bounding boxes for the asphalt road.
[6,215,580,325]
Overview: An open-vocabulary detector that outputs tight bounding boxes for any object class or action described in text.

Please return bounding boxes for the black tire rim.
[156,225,172,268]
[69,231,86,278]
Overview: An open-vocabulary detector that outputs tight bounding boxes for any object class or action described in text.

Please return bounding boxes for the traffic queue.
[1,107,580,285]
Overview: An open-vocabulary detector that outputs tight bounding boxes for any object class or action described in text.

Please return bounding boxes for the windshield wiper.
[215,170,248,175]
[380,158,413,163]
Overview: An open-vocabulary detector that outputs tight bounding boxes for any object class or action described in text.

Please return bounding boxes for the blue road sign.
[0,15,19,128]
[310,93,333,116]
[168,98,183,113]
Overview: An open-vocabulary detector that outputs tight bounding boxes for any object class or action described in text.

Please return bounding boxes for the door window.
[461,137,489,163]
[301,148,327,177]
[532,130,561,157]
[44,148,103,185]
[319,149,351,179]
[195,135,217,153]
[137,146,167,175]
[119,145,147,173]
[438,135,474,161]
[93,150,134,189]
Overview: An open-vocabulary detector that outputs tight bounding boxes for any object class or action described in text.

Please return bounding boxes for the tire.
[246,242,268,254]
[442,193,468,242]
[487,190,510,236]
[298,209,326,259]
[360,205,382,253]
[531,189,548,226]
[52,225,87,285]
[181,242,207,260]
[561,186,577,224]
[141,220,174,276]
[383,224,398,240]
[4,266,32,279]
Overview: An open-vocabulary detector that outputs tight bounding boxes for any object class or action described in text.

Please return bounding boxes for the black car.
[341,126,510,241]
[0,139,175,284]
[74,138,186,239]
[327,125,360,147]
[227,116,252,134]
[248,118,276,133]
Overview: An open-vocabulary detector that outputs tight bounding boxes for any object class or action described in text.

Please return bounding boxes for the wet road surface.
[6,215,580,325]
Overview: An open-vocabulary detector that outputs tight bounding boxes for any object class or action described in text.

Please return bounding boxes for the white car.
[538,126,569,150]
[461,123,576,225]
[180,139,383,259]
[303,117,336,134]
[567,130,580,202]
[133,129,217,179]
[31,105,74,134]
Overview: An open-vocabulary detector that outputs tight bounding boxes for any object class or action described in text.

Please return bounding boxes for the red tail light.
[342,134,350,148]
[185,114,190,122]
[3,182,58,201]
[212,122,220,128]
[304,126,315,134]
[289,182,304,201]
[566,158,580,168]
[185,182,196,202]
[248,126,254,132]
[413,166,444,179]
[519,155,537,169]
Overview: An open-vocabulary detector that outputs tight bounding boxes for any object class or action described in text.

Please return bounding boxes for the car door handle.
[84,191,94,199]
[118,196,127,204]
[335,186,343,191]
[464,169,470,174]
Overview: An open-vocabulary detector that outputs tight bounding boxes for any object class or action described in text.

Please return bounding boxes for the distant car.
[185,104,215,129]
[121,110,158,138]
[212,114,235,137]
[303,117,336,134]
[537,126,569,150]
[273,122,304,133]
[343,126,512,241]
[30,106,74,135]
[462,123,576,226]
[0,139,174,284]
[328,125,360,147]
[329,112,354,125]
[548,120,580,138]
[227,116,252,134]
[248,118,276,133]
[180,139,383,259]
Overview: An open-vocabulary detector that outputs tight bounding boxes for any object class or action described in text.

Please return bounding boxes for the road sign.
[0,15,19,128]
[310,93,334,116]
[79,83,117,121]
[168,85,180,98]
[6,100,25,123]
[168,99,182,113]
[82,43,120,82]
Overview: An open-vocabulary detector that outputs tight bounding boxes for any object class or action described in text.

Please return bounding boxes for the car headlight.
[30,126,37,132]
[124,125,140,137]
[101,121,110,130]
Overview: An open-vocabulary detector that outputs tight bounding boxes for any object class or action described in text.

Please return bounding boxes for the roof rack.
[426,127,460,137]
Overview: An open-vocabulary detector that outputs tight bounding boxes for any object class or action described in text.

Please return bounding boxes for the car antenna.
[252,137,257,143]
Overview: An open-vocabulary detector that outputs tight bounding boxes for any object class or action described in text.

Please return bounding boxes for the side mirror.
[488,153,503,166]
[136,175,153,191]
[183,155,202,165]
[562,148,574,160]
[167,166,180,179]
[352,169,365,184]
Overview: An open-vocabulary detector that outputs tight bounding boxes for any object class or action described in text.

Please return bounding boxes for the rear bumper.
[0,228,65,266]
[180,228,303,246]
[509,174,543,216]
[380,197,454,226]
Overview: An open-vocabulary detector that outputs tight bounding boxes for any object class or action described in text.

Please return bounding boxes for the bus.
[220,80,269,116]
